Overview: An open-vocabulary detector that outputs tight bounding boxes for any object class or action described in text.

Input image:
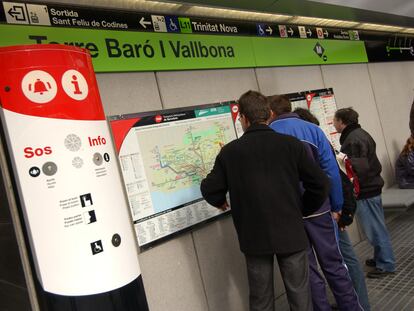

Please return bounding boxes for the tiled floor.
[275,208,414,310]
[354,209,414,311]
[2,208,413,310]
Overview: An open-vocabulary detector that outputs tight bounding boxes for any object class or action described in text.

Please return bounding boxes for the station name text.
[28,35,236,59]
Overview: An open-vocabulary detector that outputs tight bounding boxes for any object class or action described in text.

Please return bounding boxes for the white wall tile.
[139,235,209,311]
[156,68,259,108]
[367,61,414,174]
[255,66,325,96]
[96,72,161,116]
[321,63,394,185]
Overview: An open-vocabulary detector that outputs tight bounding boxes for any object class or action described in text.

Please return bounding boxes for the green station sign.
[0,24,368,72]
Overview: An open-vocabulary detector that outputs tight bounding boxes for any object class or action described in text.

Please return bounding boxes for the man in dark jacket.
[334,107,395,279]
[201,90,330,311]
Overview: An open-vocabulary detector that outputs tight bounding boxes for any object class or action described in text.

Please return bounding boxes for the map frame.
[109,101,239,249]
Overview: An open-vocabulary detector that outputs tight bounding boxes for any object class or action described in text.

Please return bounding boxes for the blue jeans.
[339,230,371,311]
[356,195,395,272]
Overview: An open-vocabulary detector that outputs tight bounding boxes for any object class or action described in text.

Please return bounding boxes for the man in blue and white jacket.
[268,95,362,311]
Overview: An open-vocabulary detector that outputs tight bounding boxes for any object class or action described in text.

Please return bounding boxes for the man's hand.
[338,222,347,231]
[332,211,347,231]
[218,200,229,211]
[338,212,354,232]
[332,211,342,222]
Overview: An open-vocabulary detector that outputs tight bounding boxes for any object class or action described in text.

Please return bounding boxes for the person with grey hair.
[334,107,395,279]
[201,90,330,311]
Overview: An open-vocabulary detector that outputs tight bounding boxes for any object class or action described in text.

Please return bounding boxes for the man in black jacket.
[201,90,330,311]
[334,107,396,279]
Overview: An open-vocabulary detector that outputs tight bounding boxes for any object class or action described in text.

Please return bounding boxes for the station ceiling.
[167,0,414,28]
[51,0,414,34]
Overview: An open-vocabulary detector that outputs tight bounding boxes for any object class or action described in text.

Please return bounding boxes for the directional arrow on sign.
[288,27,294,36]
[8,6,26,21]
[266,26,273,35]
[306,28,312,37]
[139,16,151,29]
[324,30,329,37]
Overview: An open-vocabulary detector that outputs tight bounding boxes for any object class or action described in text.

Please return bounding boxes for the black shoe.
[367,268,395,279]
[365,258,376,267]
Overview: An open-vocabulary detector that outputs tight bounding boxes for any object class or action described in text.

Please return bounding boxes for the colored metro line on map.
[110,103,238,247]
[141,120,234,213]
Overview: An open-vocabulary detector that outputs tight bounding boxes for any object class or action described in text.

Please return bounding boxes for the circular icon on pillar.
[21,70,57,104]
[93,152,103,166]
[61,70,89,101]
[64,134,82,152]
[29,166,41,177]
[112,234,121,247]
[42,161,58,176]
[72,156,84,168]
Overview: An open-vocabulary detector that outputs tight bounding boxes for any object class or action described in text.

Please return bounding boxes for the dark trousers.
[245,250,312,311]
[305,212,362,311]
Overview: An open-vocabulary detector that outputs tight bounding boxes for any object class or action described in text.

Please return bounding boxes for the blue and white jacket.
[270,113,343,215]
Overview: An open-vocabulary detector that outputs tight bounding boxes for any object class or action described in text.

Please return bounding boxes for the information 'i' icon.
[61,69,88,100]
[71,75,82,94]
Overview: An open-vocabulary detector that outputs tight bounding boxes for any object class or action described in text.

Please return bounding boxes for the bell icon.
[22,70,57,104]
[29,78,51,95]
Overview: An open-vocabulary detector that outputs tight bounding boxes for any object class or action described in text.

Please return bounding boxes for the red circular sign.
[0,44,105,121]
[155,115,163,123]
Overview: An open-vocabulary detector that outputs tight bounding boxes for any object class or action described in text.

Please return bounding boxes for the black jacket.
[340,124,384,199]
[395,151,414,189]
[338,169,357,227]
[200,124,330,255]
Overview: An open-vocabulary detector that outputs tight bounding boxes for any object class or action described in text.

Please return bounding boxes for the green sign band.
[253,37,367,66]
[195,106,231,117]
[0,24,368,72]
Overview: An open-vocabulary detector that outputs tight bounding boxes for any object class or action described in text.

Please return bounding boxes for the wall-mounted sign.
[0,1,361,40]
[109,102,240,247]
[0,24,368,72]
[363,31,414,62]
[287,88,340,150]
